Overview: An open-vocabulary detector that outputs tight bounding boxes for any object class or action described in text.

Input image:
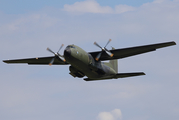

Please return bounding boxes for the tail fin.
[110,59,118,73]
[109,47,118,72]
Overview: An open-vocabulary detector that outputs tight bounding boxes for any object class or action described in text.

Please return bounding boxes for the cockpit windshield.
[67,45,76,49]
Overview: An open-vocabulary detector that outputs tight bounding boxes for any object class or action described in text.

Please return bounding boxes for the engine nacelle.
[69,66,85,78]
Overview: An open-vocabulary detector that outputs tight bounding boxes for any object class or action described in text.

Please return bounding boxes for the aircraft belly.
[65,55,100,78]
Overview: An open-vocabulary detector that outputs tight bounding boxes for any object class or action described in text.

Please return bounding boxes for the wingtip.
[142,72,146,75]
[137,72,146,76]
[173,41,177,45]
[169,41,176,45]
[3,60,8,63]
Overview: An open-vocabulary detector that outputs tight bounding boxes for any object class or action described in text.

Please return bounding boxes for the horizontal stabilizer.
[114,72,145,78]
[84,72,145,81]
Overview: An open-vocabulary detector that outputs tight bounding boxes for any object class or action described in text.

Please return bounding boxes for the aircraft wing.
[3,56,69,65]
[89,41,176,61]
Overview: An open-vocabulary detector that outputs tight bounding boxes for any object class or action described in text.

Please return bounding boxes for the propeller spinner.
[94,39,114,61]
[47,44,66,66]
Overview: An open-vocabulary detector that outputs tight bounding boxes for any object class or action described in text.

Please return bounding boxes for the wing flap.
[89,41,176,61]
[3,56,68,65]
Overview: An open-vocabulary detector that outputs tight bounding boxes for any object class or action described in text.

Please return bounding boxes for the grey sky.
[0,0,154,14]
[0,0,179,120]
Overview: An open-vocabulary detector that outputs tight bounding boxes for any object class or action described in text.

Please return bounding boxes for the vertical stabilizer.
[103,47,118,73]
[109,47,118,72]
[109,59,118,72]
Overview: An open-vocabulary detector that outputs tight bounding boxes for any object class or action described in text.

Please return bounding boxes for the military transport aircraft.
[3,40,176,81]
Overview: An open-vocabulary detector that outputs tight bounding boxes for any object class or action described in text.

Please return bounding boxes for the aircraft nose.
[64,47,71,57]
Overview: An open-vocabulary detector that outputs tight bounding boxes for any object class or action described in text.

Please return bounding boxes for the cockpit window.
[67,46,76,49]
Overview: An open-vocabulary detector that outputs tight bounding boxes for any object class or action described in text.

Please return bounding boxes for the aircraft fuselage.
[64,45,117,79]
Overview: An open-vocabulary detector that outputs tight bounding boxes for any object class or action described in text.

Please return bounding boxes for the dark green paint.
[3,41,176,81]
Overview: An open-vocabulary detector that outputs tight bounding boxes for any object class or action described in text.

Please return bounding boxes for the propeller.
[94,39,114,61]
[47,44,66,66]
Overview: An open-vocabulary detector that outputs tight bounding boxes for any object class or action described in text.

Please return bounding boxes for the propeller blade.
[57,52,62,57]
[95,52,102,61]
[57,44,64,53]
[94,39,114,61]
[57,52,66,62]
[49,57,55,66]
[94,42,103,49]
[104,47,114,57]
[105,50,114,57]
[105,39,112,48]
[47,45,66,63]
[47,48,56,55]
[58,55,66,62]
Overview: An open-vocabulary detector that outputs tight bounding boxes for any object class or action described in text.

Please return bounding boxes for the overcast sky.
[0,0,179,120]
